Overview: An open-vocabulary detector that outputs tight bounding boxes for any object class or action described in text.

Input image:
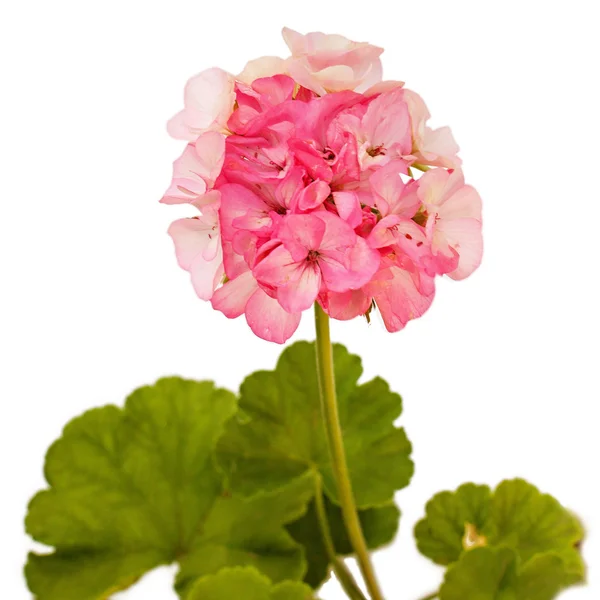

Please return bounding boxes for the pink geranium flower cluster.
[162,28,483,343]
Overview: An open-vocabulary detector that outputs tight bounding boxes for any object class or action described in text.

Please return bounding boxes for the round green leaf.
[187,567,313,600]
[414,483,493,565]
[217,341,413,509]
[25,378,314,600]
[440,547,518,600]
[491,479,583,562]
[440,546,585,600]
[415,479,583,567]
[286,496,400,588]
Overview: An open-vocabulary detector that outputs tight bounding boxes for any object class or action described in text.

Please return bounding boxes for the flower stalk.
[313,477,368,600]
[314,303,385,600]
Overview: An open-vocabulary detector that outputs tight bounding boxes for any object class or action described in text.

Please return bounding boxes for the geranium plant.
[24,28,586,600]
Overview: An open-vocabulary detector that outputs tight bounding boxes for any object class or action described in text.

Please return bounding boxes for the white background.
[1,1,598,598]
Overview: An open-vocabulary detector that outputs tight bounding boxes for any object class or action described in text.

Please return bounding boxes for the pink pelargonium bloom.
[323,254,435,333]
[365,255,436,332]
[237,56,287,85]
[211,267,301,343]
[168,203,224,301]
[282,27,383,95]
[336,87,412,170]
[168,68,236,140]
[161,131,225,205]
[417,168,483,280]
[161,37,483,343]
[253,212,380,313]
[403,89,461,168]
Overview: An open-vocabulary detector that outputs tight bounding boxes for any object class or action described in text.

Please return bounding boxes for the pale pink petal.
[161,144,208,205]
[318,236,379,293]
[277,262,322,313]
[343,236,381,288]
[369,160,416,217]
[417,167,460,208]
[222,239,248,280]
[322,290,372,320]
[313,64,357,92]
[191,189,221,210]
[190,246,224,300]
[194,131,226,186]
[168,214,223,301]
[362,88,411,154]
[354,59,383,93]
[245,288,301,344]
[369,217,432,269]
[167,68,235,140]
[367,266,435,332]
[168,216,216,270]
[251,74,295,106]
[368,215,404,248]
[421,126,461,168]
[275,166,305,209]
[332,191,362,229]
[402,88,461,167]
[253,244,305,287]
[363,80,404,96]
[277,214,327,259]
[438,183,482,221]
[317,211,357,255]
[281,27,383,95]
[238,56,287,84]
[296,180,331,211]
[211,270,257,318]
[418,169,483,279]
[219,183,271,241]
[438,218,483,280]
[281,27,306,56]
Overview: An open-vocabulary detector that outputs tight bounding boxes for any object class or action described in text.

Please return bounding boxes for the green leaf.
[414,483,493,565]
[187,566,313,600]
[491,479,583,562]
[286,496,400,587]
[25,378,314,600]
[217,341,413,509]
[440,547,518,600]
[174,473,315,598]
[415,479,583,567]
[518,548,586,598]
[440,546,585,600]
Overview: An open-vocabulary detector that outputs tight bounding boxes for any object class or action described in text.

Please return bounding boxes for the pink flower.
[238,56,287,85]
[365,256,436,332]
[336,88,412,170]
[211,267,301,343]
[161,33,483,343]
[282,27,383,95]
[168,204,224,301]
[417,168,483,280]
[160,131,225,205]
[167,68,235,140]
[253,212,380,313]
[403,89,461,168]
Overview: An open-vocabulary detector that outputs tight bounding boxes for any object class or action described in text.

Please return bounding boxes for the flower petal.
[321,290,372,320]
[277,262,322,313]
[332,191,362,229]
[367,265,435,332]
[211,270,257,318]
[245,288,301,343]
[167,67,235,140]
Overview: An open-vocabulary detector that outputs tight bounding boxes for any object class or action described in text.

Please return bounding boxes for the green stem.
[314,303,386,600]
[314,477,368,600]
[411,163,431,172]
[417,593,438,600]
